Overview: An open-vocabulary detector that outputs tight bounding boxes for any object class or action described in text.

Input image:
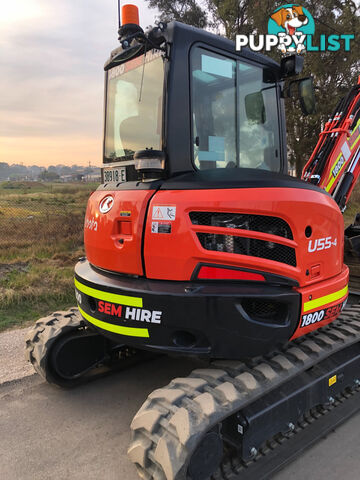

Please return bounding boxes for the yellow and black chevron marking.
[74,278,149,338]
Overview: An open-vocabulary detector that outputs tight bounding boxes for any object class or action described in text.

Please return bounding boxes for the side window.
[191,48,236,169]
[190,47,281,172]
[238,62,280,171]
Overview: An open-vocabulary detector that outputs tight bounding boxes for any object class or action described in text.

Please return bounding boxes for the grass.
[0,181,98,331]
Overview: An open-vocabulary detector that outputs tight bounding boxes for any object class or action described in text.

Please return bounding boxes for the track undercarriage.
[26,303,360,480]
[25,308,157,388]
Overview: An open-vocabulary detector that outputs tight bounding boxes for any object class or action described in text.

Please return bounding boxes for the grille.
[242,299,288,324]
[197,233,297,267]
[190,212,293,240]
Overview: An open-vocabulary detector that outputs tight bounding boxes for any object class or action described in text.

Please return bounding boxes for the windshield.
[104,50,164,163]
[191,47,281,172]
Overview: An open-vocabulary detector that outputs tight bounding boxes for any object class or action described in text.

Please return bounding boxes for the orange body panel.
[84,189,156,276]
[144,188,344,286]
[292,264,349,339]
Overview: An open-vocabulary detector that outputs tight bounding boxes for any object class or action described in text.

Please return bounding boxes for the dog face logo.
[271,6,308,35]
[268,4,315,54]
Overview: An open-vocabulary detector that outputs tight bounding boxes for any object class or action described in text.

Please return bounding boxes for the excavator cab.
[102,18,313,183]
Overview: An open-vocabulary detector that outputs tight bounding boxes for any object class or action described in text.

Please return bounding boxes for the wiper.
[139,50,147,102]
[104,43,145,71]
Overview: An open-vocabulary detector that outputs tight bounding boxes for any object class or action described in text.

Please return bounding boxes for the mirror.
[245,91,266,124]
[298,77,316,115]
[287,76,316,116]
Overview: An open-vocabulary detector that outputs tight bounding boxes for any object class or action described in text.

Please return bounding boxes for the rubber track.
[25,308,84,385]
[128,304,360,480]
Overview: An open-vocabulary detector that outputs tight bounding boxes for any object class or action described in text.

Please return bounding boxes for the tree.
[146,0,360,176]
[206,0,253,38]
[38,170,60,181]
[147,0,207,28]
[245,0,360,175]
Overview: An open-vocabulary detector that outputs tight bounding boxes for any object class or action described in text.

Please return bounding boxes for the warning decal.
[152,222,172,234]
[152,206,176,221]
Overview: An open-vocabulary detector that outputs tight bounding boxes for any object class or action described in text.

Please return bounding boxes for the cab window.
[190,47,281,172]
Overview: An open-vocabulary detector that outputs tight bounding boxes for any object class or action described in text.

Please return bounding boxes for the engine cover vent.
[197,233,297,267]
[190,212,293,240]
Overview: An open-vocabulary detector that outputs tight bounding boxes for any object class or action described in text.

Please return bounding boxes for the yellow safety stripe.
[351,118,360,135]
[350,119,360,150]
[303,285,348,313]
[325,152,343,192]
[74,278,143,308]
[351,132,360,151]
[327,152,343,180]
[325,174,336,192]
[78,306,149,338]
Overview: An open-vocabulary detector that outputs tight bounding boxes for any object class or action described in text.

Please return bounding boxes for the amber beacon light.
[121,4,140,26]
[117,2,143,44]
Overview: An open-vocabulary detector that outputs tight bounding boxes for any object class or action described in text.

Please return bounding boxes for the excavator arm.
[302,77,360,212]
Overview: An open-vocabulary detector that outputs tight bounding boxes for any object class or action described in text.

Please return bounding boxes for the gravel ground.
[0,326,35,385]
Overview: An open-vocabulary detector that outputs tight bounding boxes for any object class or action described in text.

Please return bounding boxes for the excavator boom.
[302,78,360,211]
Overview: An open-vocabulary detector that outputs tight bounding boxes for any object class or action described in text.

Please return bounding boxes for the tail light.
[196,266,266,281]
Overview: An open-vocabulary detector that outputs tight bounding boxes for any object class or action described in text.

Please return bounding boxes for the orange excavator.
[26,5,360,479]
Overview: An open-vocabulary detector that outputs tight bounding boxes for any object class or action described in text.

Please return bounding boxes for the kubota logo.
[99,195,114,213]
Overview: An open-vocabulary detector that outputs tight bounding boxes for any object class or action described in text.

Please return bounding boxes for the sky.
[0,0,158,167]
